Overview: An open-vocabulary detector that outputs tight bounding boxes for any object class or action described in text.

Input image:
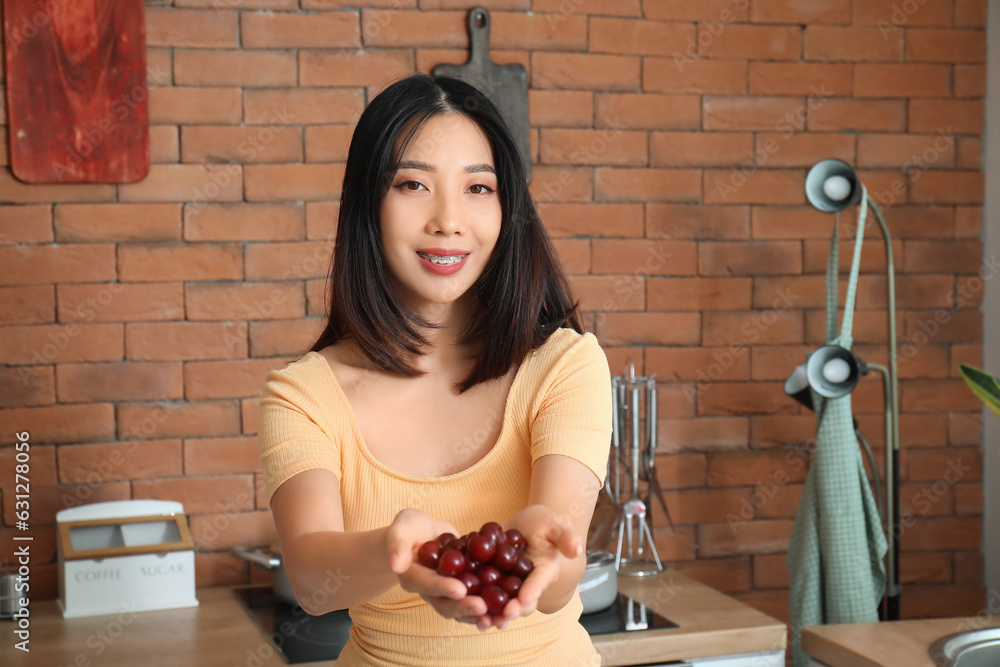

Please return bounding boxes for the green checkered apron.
[787,187,889,667]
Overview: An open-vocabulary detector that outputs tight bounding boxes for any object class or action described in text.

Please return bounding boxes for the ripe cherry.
[436,532,456,548]
[477,565,501,587]
[499,574,521,597]
[480,585,509,615]
[438,549,466,577]
[510,553,533,579]
[417,541,442,569]
[457,571,481,595]
[492,543,517,572]
[468,534,497,563]
[505,529,526,551]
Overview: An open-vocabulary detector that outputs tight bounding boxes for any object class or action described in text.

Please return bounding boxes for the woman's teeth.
[417,252,468,266]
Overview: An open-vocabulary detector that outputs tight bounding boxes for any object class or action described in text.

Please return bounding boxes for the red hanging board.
[3,0,149,183]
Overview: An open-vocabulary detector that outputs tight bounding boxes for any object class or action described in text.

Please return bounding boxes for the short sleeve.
[530,333,613,486]
[258,356,343,506]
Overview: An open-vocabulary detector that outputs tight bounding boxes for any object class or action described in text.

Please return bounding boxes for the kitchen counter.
[1,570,786,666]
[803,616,1000,666]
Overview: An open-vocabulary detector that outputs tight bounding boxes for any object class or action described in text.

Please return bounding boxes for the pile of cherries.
[417,521,534,615]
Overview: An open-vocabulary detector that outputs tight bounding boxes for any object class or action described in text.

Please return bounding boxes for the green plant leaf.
[958,364,1000,417]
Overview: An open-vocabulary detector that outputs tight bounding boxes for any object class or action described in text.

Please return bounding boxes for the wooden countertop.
[0,571,786,666]
[803,616,1000,667]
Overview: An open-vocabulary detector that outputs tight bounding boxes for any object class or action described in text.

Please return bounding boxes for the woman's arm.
[270,468,489,620]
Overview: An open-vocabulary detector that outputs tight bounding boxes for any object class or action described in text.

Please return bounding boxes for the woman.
[258,75,612,666]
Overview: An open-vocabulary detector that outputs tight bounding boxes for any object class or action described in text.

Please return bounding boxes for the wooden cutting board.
[3,0,149,183]
[433,7,531,182]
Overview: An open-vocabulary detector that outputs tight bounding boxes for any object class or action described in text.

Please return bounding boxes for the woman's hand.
[386,508,489,625]
[478,505,584,631]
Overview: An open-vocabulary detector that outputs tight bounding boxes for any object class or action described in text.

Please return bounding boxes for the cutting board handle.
[468,7,491,66]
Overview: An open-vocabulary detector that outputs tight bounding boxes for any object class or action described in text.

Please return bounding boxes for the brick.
[648,453,707,489]
[244,88,364,126]
[853,0,952,26]
[57,283,184,323]
[903,310,981,345]
[651,132,753,168]
[655,416,749,453]
[57,362,182,403]
[302,0,415,6]
[754,133,855,168]
[536,203,643,238]
[955,0,987,26]
[896,414,949,448]
[954,484,982,516]
[855,64,951,98]
[856,275,956,310]
[0,323,124,365]
[241,10,358,48]
[703,311,804,347]
[250,319,324,358]
[595,93,700,131]
[804,308,905,346]
[306,202,339,240]
[185,204,304,242]
[753,554,790,589]
[145,48,173,86]
[126,321,247,361]
[2,482,129,526]
[185,358,286,400]
[299,49,413,87]
[879,205,955,239]
[751,345,814,381]
[905,28,985,63]
[647,277,752,311]
[595,168,700,202]
[245,241,334,281]
[0,171,115,204]
[133,475,254,515]
[750,415,815,448]
[700,241,801,276]
[552,239,589,274]
[490,12,587,50]
[190,510,277,552]
[118,164,243,203]
[801,238,903,274]
[900,518,981,553]
[118,400,242,440]
[0,244,115,287]
[149,125,180,163]
[699,25,800,61]
[707,450,807,487]
[174,49,296,87]
[59,440,183,483]
[642,0,747,21]
[424,0,527,8]
[807,99,906,132]
[750,0,850,23]
[662,488,753,525]
[703,96,806,132]
[589,17,692,56]
[529,91,593,127]
[902,240,982,273]
[698,520,794,557]
[642,57,747,94]
[909,99,983,135]
[148,87,242,125]
[145,8,238,48]
[955,206,982,239]
[118,243,242,282]
[244,164,345,203]
[567,275,644,311]
[181,126,303,164]
[950,345,983,374]
[596,312,701,346]
[532,52,639,91]
[0,285,54,325]
[0,366,54,407]
[306,278,327,316]
[304,126,352,163]
[413,47,529,76]
[704,169,806,205]
[672,557,751,594]
[748,63,851,96]
[531,166,594,203]
[909,171,984,205]
[359,9,465,47]
[752,275,826,309]
[647,204,749,240]
[0,403,114,445]
[54,204,181,242]
[243,399,261,436]
[187,282,306,321]
[953,551,983,583]
[857,134,955,170]
[646,347,750,383]
[956,138,982,170]
[803,26,903,61]
[539,129,647,166]
[901,379,981,413]
[954,64,986,98]
[591,239,696,275]
[908,448,980,483]
[0,205,52,244]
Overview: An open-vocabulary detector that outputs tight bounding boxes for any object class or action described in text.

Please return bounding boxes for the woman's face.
[380,113,502,317]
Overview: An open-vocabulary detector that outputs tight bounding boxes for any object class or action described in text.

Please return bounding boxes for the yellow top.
[258,328,613,667]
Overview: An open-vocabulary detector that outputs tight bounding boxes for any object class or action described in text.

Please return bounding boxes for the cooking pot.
[234,545,619,615]
[232,545,297,606]
[578,550,617,615]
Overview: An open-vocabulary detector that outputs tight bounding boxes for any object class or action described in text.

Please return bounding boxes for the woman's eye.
[397,180,424,191]
[469,184,495,195]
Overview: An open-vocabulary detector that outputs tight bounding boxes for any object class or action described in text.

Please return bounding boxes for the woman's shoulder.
[525,328,608,381]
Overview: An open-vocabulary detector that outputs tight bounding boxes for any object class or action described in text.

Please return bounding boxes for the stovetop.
[232,586,677,665]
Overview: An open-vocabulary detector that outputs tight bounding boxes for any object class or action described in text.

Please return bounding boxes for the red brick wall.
[0,0,987,624]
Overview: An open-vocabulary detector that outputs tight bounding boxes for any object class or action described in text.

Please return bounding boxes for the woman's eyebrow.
[396,160,496,175]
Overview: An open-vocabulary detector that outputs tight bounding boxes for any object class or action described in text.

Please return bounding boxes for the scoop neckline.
[306,349,530,483]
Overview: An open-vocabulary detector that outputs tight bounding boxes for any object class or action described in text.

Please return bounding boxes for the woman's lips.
[415,250,470,275]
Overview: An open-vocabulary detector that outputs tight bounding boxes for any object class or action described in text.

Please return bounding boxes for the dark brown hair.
[310,74,581,392]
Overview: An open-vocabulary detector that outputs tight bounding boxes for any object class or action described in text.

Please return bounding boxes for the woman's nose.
[427,190,465,235]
